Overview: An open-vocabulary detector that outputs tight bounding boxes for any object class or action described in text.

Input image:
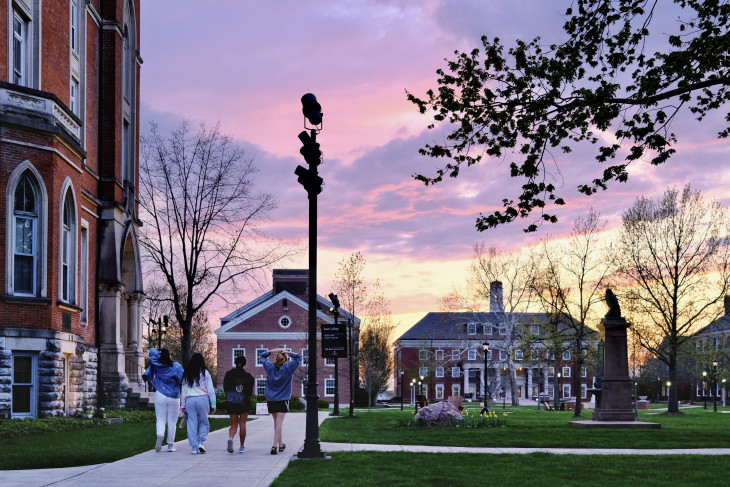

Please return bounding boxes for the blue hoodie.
[262,351,302,401]
[143,348,184,399]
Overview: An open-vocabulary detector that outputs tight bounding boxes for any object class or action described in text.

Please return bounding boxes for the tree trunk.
[668,349,679,413]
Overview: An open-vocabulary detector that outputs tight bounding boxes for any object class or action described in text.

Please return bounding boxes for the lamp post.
[296,93,325,459]
[656,377,661,403]
[482,342,489,408]
[713,361,718,412]
[723,378,727,407]
[666,381,671,403]
[328,294,341,417]
[411,378,417,410]
[703,371,708,409]
[347,318,355,418]
[634,381,639,419]
[150,315,168,350]
[400,370,405,411]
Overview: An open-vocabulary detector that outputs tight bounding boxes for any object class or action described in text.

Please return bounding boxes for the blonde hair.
[274,351,288,368]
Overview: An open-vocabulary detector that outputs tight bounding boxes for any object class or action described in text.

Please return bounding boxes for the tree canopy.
[408,0,730,232]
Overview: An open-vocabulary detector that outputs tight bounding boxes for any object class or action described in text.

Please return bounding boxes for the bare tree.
[359,280,396,408]
[139,120,292,364]
[332,251,367,414]
[443,244,536,406]
[619,185,730,414]
[531,209,615,417]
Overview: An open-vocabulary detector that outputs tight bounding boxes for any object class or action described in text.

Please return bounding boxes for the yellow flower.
[503,413,508,417]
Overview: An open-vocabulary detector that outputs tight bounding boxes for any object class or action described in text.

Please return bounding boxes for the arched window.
[7,164,47,298]
[60,187,77,304]
[13,173,38,295]
[121,2,136,188]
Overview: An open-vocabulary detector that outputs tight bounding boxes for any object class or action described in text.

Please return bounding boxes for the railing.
[125,356,149,392]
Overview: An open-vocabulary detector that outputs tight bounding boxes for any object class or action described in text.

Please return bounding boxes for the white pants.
[155,391,180,444]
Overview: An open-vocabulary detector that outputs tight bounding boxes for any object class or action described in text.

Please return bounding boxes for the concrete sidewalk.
[1,411,330,487]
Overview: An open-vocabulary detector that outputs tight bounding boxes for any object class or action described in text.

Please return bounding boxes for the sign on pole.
[321,322,348,359]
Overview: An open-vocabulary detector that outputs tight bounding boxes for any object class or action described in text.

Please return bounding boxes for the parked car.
[376,393,393,404]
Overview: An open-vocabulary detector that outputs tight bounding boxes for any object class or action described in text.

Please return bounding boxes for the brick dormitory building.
[1,0,144,418]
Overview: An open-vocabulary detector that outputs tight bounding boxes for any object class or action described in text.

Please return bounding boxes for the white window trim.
[562,366,571,378]
[499,350,507,361]
[278,315,292,329]
[59,180,77,305]
[301,348,308,366]
[11,352,37,418]
[451,367,460,378]
[562,350,571,360]
[419,349,428,361]
[256,378,266,396]
[515,350,524,361]
[435,349,444,361]
[419,367,428,377]
[467,323,477,335]
[452,385,461,397]
[468,350,476,361]
[451,350,459,360]
[435,367,444,378]
[255,348,268,367]
[435,384,444,400]
[324,378,335,397]
[325,357,336,367]
[562,384,571,398]
[6,162,48,298]
[79,220,89,323]
[232,348,245,367]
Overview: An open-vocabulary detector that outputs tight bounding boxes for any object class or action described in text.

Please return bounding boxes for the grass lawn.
[320,403,730,449]
[271,404,730,486]
[0,417,230,470]
[273,451,727,487]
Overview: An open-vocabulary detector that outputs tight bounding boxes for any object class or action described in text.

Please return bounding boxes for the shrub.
[0,417,107,439]
[104,409,156,423]
[289,396,305,411]
[317,399,330,410]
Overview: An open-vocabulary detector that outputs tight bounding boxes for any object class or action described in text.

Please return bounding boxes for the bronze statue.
[605,288,621,319]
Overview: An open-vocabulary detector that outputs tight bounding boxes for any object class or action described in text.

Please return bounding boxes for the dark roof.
[694,314,730,336]
[397,311,549,341]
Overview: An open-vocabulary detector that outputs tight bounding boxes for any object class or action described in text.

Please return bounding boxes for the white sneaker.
[238,446,245,454]
[191,447,198,455]
[198,444,206,453]
[155,436,163,452]
[227,438,233,454]
[167,445,176,452]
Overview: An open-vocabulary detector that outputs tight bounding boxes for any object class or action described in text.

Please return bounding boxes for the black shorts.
[227,402,251,415]
[267,400,289,413]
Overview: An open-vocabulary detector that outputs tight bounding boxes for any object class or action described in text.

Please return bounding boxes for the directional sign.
[321,322,348,359]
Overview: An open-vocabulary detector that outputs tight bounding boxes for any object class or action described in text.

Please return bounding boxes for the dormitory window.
[13,10,28,86]
[61,190,76,304]
[70,0,79,53]
[70,79,80,116]
[13,174,38,295]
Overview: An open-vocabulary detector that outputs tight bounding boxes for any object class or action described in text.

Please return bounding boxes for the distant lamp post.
[713,361,718,412]
[666,381,671,403]
[482,342,490,406]
[722,378,727,407]
[411,378,417,411]
[634,382,639,419]
[150,315,168,350]
[400,370,405,411]
[420,375,425,403]
[328,293,341,417]
[703,371,708,409]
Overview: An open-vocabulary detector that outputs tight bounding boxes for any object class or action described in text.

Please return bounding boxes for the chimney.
[725,295,730,316]
[489,281,503,313]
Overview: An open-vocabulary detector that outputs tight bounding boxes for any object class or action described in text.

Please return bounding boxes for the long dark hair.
[182,353,209,387]
[159,349,173,367]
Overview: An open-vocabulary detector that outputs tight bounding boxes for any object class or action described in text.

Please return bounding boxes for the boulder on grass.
[415,400,463,425]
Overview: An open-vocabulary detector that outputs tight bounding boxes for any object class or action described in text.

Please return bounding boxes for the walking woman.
[261,348,302,455]
[223,355,255,453]
[143,348,183,452]
[180,353,217,454]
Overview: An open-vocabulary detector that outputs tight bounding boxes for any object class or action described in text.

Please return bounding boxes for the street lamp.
[411,378,417,411]
[149,315,168,350]
[666,381,671,403]
[723,378,727,407]
[419,375,425,403]
[328,293,341,417]
[296,93,325,459]
[703,371,708,409]
[482,342,489,408]
[713,361,718,412]
[400,370,405,411]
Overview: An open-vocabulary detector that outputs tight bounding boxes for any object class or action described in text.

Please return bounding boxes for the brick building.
[0,0,143,417]
[215,269,359,408]
[394,283,596,406]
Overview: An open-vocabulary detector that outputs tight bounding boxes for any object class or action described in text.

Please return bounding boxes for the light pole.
[723,378,727,407]
[482,342,489,409]
[411,378,417,410]
[149,315,168,350]
[400,370,405,411]
[347,318,354,418]
[329,293,341,417]
[703,371,708,409]
[296,93,325,459]
[666,381,671,403]
[713,361,718,412]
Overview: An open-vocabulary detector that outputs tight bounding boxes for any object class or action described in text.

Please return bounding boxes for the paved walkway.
[4,409,730,487]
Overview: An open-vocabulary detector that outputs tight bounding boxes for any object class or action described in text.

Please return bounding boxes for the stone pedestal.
[592,317,635,422]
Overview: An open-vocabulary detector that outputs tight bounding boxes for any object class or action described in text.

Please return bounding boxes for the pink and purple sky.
[140,1,730,337]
